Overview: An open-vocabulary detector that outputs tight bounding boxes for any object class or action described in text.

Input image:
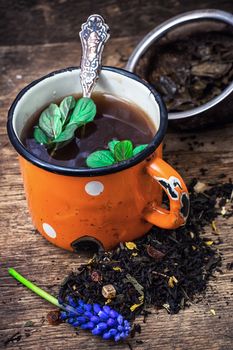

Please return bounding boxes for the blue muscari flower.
[60,298,131,342]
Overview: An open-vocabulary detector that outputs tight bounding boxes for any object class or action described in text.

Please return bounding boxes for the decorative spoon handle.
[79,14,110,98]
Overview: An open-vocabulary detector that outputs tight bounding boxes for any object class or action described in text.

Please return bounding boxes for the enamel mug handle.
[144,157,190,229]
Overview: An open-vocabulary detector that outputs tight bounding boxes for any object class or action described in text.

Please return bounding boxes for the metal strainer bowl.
[126,9,233,130]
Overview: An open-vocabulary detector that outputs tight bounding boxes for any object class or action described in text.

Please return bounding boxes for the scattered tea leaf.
[24,321,35,328]
[191,62,231,79]
[86,150,115,168]
[59,181,231,325]
[137,31,233,113]
[114,140,133,161]
[124,274,144,306]
[226,262,233,270]
[47,310,62,325]
[125,274,144,296]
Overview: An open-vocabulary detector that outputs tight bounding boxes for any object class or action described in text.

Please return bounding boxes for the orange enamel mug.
[7,67,190,252]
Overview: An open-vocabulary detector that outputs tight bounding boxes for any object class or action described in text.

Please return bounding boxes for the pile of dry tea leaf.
[59,179,232,323]
[136,32,233,112]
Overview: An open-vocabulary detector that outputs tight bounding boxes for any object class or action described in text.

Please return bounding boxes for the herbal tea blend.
[22,93,154,168]
[136,32,233,112]
[59,179,232,326]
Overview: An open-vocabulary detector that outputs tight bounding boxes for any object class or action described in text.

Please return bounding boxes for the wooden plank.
[0,38,233,350]
[1,0,232,46]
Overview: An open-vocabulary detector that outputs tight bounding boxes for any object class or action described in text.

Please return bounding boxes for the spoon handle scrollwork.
[79,14,110,98]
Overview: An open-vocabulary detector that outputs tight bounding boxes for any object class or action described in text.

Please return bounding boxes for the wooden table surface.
[0,1,233,349]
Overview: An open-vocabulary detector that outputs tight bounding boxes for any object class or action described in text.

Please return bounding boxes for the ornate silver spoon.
[79,14,110,98]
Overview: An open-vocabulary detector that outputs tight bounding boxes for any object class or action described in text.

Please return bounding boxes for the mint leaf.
[108,139,120,154]
[59,96,76,124]
[39,103,62,138]
[70,97,96,126]
[54,123,77,143]
[114,140,133,162]
[34,127,49,144]
[34,96,97,153]
[86,150,115,168]
[133,144,148,156]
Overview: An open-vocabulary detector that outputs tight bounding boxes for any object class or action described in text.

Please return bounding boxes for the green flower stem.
[8,268,63,309]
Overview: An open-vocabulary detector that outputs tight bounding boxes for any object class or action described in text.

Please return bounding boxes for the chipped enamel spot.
[42,223,57,238]
[85,181,104,196]
[155,175,182,200]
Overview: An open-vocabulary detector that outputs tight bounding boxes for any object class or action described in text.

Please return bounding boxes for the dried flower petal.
[130,303,142,312]
[146,245,165,260]
[125,242,137,250]
[113,267,122,272]
[210,309,216,316]
[47,310,62,325]
[205,241,214,246]
[211,221,218,233]
[168,276,178,288]
[91,271,102,282]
